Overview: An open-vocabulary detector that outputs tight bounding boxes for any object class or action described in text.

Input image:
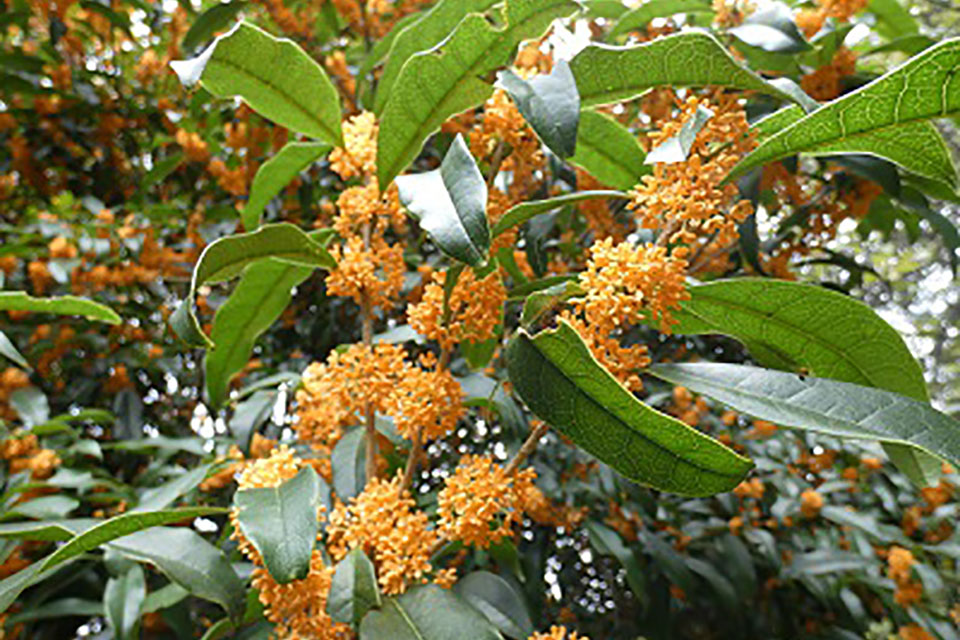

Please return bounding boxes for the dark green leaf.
[171,22,342,144]
[243,141,331,231]
[331,427,366,500]
[9,386,49,428]
[134,464,212,512]
[0,331,28,370]
[234,466,320,583]
[506,319,753,496]
[645,103,713,164]
[182,2,246,53]
[230,389,277,452]
[499,60,580,159]
[3,495,78,520]
[454,571,533,639]
[569,110,648,190]
[326,548,381,626]
[396,134,490,266]
[0,292,120,324]
[610,0,714,37]
[359,584,503,640]
[104,564,145,640]
[728,3,811,53]
[493,190,628,237]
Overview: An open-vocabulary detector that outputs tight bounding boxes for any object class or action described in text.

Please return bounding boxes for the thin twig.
[361,218,378,484]
[503,421,549,477]
[486,140,507,190]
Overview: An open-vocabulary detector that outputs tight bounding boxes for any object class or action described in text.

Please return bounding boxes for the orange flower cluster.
[0,368,30,421]
[629,92,756,254]
[437,455,538,549]
[734,477,765,500]
[797,0,869,38]
[175,128,209,163]
[669,385,710,427]
[296,343,463,448]
[331,111,378,181]
[799,489,823,518]
[712,0,754,27]
[326,235,406,310]
[888,546,923,607]
[899,626,935,640]
[0,431,61,479]
[469,89,545,195]
[327,475,438,595]
[529,626,590,640]
[408,268,507,351]
[561,238,688,392]
[801,48,857,101]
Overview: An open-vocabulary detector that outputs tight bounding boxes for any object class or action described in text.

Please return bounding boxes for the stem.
[503,421,549,477]
[399,343,452,495]
[656,220,682,248]
[361,219,378,484]
[486,140,507,190]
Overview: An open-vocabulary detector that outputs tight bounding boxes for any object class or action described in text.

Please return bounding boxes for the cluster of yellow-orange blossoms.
[629,92,756,258]
[408,268,507,352]
[327,475,438,595]
[295,343,464,448]
[326,113,407,311]
[562,238,689,392]
[437,455,538,549]
[801,47,858,101]
[796,0,869,38]
[469,89,546,196]
[528,626,591,640]
[231,447,350,640]
[0,430,61,479]
[888,546,923,608]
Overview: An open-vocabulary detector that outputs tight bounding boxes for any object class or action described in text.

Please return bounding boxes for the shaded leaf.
[243,141,331,231]
[569,110,648,189]
[331,427,366,501]
[359,584,502,640]
[506,319,752,496]
[397,134,490,266]
[171,22,342,144]
[0,292,120,324]
[728,3,811,54]
[611,0,714,37]
[0,331,28,370]
[9,386,48,428]
[493,189,628,237]
[134,464,212,512]
[326,548,381,626]
[645,103,713,164]
[104,564,145,640]
[499,60,580,158]
[182,2,246,53]
[454,571,533,639]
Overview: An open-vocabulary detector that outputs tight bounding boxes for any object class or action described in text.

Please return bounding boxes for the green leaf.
[493,190,628,237]
[133,464,212,512]
[499,60,580,159]
[9,386,48,428]
[727,37,960,186]
[396,134,490,266]
[230,389,277,452]
[233,466,320,584]
[648,363,960,470]
[331,426,367,501]
[644,103,713,164]
[109,526,245,620]
[356,12,424,104]
[454,571,534,639]
[6,598,103,624]
[104,564,146,640]
[671,278,941,485]
[569,110,649,190]
[359,584,503,640]
[868,0,917,40]
[171,223,335,348]
[326,548,381,626]
[728,3,812,54]
[170,22,342,145]
[3,495,79,520]
[376,0,580,190]
[569,30,804,108]
[0,331,28,370]
[243,141,331,231]
[505,319,752,496]
[0,520,95,541]
[141,582,191,614]
[784,550,874,577]
[373,0,501,114]
[205,259,314,408]
[584,521,646,606]
[182,2,246,53]
[610,0,714,37]
[0,292,120,324]
[520,279,584,328]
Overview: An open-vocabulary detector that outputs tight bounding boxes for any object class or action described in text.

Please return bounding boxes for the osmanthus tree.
[1,0,960,638]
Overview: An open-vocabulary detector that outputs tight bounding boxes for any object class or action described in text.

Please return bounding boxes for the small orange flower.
[330,111,378,180]
[528,625,590,640]
[800,489,823,518]
[408,268,506,351]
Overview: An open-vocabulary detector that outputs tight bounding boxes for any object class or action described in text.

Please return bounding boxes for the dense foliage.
[1,0,959,638]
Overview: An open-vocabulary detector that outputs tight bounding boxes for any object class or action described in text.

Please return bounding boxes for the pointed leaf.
[377,0,580,190]
[648,363,960,471]
[0,331,29,370]
[569,110,649,190]
[454,571,534,639]
[133,464,212,512]
[0,292,120,324]
[499,60,580,159]
[243,141,331,231]
[397,134,490,266]
[331,427,367,501]
[728,3,811,54]
[727,37,960,186]
[506,319,753,496]
[181,2,247,53]
[492,190,628,237]
[359,584,503,640]
[234,466,320,584]
[204,258,314,408]
[171,22,342,144]
[610,0,714,37]
[326,548,381,626]
[569,30,804,108]
[104,564,145,640]
[171,223,335,348]
[644,103,713,164]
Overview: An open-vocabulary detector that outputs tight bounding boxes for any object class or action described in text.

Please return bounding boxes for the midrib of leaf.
[678,290,927,401]
[387,598,426,640]
[525,333,745,481]
[206,57,338,144]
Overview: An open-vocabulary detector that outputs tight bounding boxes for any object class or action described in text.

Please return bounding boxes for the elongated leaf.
[645,103,713,164]
[182,2,246,53]
[243,141,331,230]
[728,37,960,185]
[205,259,314,408]
[104,564,145,640]
[171,223,335,348]
[0,519,97,541]
[493,190,628,237]
[356,12,423,103]
[359,584,503,640]
[6,598,103,624]
[133,464,212,512]
[377,0,580,190]
[171,22,342,145]
[569,30,803,108]
[326,548,381,626]
[506,320,752,496]
[648,363,960,469]
[110,527,245,620]
[0,292,120,324]
[397,134,490,266]
[671,278,941,485]
[499,60,580,159]
[0,331,28,369]
[9,386,48,427]
[569,110,648,190]
[230,389,277,452]
[4,495,79,520]
[610,0,714,37]
[234,466,320,583]
[331,427,367,501]
[728,3,811,54]
[373,0,501,113]
[454,571,534,639]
